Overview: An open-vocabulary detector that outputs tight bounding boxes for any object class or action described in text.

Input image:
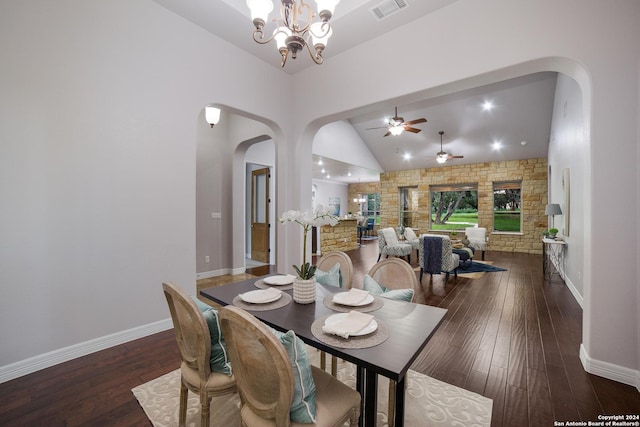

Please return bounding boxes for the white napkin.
[322,311,374,339]
[241,287,282,303]
[332,288,370,306]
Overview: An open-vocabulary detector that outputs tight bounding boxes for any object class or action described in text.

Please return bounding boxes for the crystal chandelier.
[246,0,340,67]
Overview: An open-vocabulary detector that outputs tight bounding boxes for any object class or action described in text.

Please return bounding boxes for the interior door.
[250,167,270,263]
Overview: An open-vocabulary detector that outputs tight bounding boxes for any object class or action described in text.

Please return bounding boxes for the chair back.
[419,234,458,273]
[378,227,398,252]
[404,227,418,241]
[368,258,418,302]
[465,227,487,247]
[162,282,212,382]
[316,251,354,289]
[366,217,374,230]
[218,306,294,427]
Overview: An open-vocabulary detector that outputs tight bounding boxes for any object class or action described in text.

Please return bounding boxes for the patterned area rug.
[132,348,492,427]
[415,261,507,279]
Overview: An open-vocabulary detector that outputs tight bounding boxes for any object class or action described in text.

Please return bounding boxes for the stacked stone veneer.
[347,181,382,236]
[375,158,548,255]
[320,218,358,253]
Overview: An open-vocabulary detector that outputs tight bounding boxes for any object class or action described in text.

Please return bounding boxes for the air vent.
[370,0,408,21]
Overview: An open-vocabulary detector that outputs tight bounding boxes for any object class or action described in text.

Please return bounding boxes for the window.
[429,184,478,231]
[399,187,418,227]
[362,193,381,224]
[493,181,521,232]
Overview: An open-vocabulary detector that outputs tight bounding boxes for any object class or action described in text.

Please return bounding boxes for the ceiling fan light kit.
[435,130,464,164]
[246,0,340,67]
[367,106,427,137]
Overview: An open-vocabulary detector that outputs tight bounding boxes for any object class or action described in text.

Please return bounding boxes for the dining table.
[200,274,447,427]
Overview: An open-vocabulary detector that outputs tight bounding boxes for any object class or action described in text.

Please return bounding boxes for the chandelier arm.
[303,38,324,65]
[294,0,315,34]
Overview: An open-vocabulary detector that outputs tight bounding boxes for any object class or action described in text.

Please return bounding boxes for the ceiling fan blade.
[448,155,464,159]
[365,126,390,130]
[404,127,421,133]
[405,118,427,125]
[383,130,391,137]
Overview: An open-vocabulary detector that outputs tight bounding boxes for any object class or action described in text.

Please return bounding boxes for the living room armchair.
[418,234,460,284]
[465,227,488,260]
[377,227,412,263]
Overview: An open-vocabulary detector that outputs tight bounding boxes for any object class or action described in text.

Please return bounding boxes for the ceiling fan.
[366,107,427,137]
[436,131,464,163]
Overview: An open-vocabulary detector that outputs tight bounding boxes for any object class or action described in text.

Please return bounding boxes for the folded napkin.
[322,311,374,339]
[241,287,282,303]
[332,288,370,306]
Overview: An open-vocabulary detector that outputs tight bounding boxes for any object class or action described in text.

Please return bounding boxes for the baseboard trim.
[580,344,640,392]
[563,276,583,308]
[0,318,173,384]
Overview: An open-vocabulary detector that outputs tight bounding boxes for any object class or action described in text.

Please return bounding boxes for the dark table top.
[200,275,447,381]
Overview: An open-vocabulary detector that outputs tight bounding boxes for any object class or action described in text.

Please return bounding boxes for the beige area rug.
[132,348,492,427]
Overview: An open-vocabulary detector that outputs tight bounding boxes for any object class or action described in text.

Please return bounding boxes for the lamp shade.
[205,106,221,127]
[545,203,562,216]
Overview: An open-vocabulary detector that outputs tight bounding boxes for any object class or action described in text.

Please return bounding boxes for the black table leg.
[356,366,365,427]
[393,376,406,427]
[364,369,377,426]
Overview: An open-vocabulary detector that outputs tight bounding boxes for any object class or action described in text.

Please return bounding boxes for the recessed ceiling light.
[492,141,502,150]
[482,100,494,111]
[326,174,330,179]
[318,159,323,165]
[321,168,325,173]
[348,171,352,176]
[521,141,528,146]
[403,153,411,160]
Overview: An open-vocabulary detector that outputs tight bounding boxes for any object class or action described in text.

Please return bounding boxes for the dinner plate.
[332,293,374,307]
[324,313,378,336]
[263,275,295,286]
[239,289,282,304]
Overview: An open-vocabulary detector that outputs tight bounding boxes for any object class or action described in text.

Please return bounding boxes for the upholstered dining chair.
[465,226,488,260]
[366,257,419,426]
[418,234,460,285]
[315,250,353,376]
[162,282,237,427]
[218,305,361,427]
[377,227,412,263]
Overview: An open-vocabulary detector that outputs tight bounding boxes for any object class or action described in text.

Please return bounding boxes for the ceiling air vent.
[370,0,408,21]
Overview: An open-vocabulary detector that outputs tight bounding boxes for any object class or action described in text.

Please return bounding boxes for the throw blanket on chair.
[423,236,443,274]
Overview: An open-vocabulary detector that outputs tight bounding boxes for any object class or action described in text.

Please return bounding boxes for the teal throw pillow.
[362,274,414,302]
[191,297,233,376]
[268,327,317,423]
[315,262,341,287]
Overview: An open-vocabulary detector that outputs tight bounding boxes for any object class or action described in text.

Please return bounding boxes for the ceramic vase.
[293,277,316,304]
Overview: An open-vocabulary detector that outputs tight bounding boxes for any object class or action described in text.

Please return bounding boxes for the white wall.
[548,74,586,304]
[0,0,291,377]
[314,121,383,172]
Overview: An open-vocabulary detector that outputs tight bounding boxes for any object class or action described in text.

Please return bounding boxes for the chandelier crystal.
[246,0,340,67]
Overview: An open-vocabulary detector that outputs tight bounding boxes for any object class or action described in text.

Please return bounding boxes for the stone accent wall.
[378,158,548,254]
[320,218,359,253]
[347,182,381,236]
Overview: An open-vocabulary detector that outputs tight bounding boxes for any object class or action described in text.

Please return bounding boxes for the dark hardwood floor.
[1,240,638,426]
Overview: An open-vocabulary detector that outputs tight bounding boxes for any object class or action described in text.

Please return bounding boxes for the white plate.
[263,275,295,286]
[239,289,282,304]
[324,313,378,336]
[332,293,374,307]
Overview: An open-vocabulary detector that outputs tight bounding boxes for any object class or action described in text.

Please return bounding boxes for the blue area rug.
[453,261,507,274]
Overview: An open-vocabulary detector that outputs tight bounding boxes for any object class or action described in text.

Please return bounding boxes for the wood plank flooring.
[1,240,638,426]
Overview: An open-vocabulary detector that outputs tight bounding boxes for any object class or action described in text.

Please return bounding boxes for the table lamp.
[545,203,562,228]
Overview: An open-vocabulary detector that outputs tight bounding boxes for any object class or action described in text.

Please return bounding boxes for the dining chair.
[366,257,418,426]
[218,305,361,427]
[418,234,460,284]
[315,250,353,376]
[162,282,237,427]
[403,227,420,259]
[465,226,488,259]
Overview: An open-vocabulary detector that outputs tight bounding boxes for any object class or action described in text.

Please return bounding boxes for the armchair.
[465,227,488,260]
[377,227,412,263]
[418,234,460,284]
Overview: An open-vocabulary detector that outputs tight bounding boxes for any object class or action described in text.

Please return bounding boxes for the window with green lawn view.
[430,184,478,231]
[361,193,381,224]
[493,181,522,232]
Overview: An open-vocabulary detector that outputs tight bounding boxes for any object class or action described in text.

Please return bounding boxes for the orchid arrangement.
[279,204,340,279]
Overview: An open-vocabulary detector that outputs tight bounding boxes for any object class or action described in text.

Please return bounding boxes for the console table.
[542,238,566,282]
